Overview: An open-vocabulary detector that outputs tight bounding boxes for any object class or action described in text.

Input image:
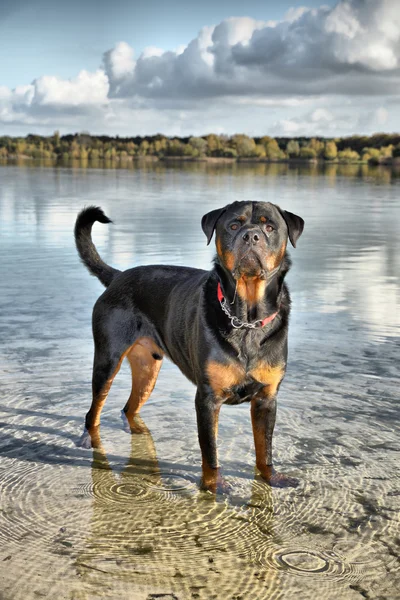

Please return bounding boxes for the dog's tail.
[74,206,120,287]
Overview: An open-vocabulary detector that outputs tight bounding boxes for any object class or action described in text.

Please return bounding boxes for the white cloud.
[141,46,165,59]
[32,70,109,107]
[174,44,187,56]
[103,42,135,81]
[325,1,363,39]
[311,108,334,122]
[0,86,12,100]
[96,0,400,102]
[270,102,394,137]
[280,119,303,134]
[284,7,310,23]
[232,96,313,107]
[357,105,391,131]
[13,85,35,107]
[376,106,389,125]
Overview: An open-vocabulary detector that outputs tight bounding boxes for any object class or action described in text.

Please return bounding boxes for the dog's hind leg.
[85,344,131,432]
[79,339,132,449]
[122,337,163,432]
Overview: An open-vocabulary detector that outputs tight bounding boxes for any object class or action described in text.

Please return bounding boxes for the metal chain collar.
[219,297,265,329]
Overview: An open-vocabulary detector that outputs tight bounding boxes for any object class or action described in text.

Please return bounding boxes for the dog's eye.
[231,223,239,231]
[266,225,274,233]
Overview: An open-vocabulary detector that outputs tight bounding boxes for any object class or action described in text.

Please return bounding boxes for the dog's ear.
[277,208,304,248]
[201,207,226,245]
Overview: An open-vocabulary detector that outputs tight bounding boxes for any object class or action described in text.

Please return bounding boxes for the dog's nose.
[242,230,260,244]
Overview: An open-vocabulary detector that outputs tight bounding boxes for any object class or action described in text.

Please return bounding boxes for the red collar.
[217,282,278,328]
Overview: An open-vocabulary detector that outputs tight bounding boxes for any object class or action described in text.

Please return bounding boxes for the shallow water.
[0,161,399,600]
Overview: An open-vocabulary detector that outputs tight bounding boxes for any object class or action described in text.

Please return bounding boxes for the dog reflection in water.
[75,416,281,600]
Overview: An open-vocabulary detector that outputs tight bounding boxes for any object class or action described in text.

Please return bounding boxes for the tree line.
[1,132,400,164]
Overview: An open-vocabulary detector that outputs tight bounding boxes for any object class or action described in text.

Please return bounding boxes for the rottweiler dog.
[75,201,304,491]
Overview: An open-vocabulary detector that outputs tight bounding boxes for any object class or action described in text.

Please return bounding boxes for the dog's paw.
[200,469,232,495]
[258,466,299,489]
[121,410,150,434]
[76,427,101,449]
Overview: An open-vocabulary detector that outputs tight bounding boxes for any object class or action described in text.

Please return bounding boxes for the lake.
[0,161,399,599]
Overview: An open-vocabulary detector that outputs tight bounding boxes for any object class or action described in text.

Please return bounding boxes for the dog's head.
[201,201,304,280]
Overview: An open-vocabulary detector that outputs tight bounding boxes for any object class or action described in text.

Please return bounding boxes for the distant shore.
[3,154,400,167]
[1,132,400,167]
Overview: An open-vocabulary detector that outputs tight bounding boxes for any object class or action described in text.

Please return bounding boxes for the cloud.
[357,105,390,131]
[270,102,394,137]
[32,70,109,107]
[102,0,400,102]
[1,70,108,117]
[103,42,135,84]
[375,106,389,125]
[1,0,400,135]
[0,70,109,131]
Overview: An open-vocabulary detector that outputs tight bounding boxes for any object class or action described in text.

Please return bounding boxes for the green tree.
[222,147,237,158]
[324,141,337,161]
[153,138,166,156]
[380,145,393,158]
[205,134,226,156]
[138,140,150,156]
[362,147,380,163]
[165,139,185,156]
[90,148,100,160]
[52,131,60,153]
[254,144,266,158]
[183,144,198,157]
[16,140,27,156]
[105,147,117,160]
[189,137,207,157]
[126,141,137,156]
[286,140,300,158]
[337,148,360,163]
[308,138,325,157]
[231,134,257,157]
[70,140,80,159]
[264,139,284,160]
[299,147,317,159]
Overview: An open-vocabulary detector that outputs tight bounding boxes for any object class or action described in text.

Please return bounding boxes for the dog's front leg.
[195,389,227,493]
[251,395,299,488]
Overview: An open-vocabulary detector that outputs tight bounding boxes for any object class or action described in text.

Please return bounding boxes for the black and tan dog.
[75,201,304,491]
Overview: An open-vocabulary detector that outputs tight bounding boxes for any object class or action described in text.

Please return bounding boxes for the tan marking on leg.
[123,337,163,419]
[201,461,220,493]
[88,347,132,428]
[250,364,285,479]
[200,403,226,493]
[251,401,268,469]
[206,361,245,398]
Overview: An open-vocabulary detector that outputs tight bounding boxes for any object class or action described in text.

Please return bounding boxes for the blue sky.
[1,0,399,137]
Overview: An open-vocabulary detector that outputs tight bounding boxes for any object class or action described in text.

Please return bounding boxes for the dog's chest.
[206,359,284,403]
[226,328,263,364]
